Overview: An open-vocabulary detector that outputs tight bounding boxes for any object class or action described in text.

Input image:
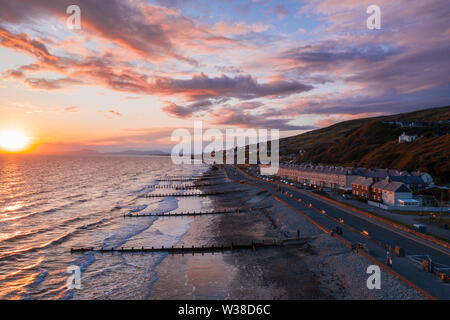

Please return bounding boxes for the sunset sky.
[0,0,449,153]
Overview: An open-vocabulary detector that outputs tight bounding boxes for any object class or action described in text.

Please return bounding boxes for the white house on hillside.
[398,132,419,143]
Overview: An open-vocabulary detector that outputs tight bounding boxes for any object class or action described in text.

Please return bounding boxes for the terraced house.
[371,178,418,206]
[352,177,375,199]
[276,164,358,189]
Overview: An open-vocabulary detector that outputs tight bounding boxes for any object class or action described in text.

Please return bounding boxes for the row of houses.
[383,121,424,127]
[274,164,355,190]
[271,163,432,190]
[263,163,434,207]
[383,120,450,127]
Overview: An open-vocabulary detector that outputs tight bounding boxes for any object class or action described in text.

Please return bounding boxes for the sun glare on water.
[0,130,31,152]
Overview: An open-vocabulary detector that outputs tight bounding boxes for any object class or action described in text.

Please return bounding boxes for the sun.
[0,130,31,152]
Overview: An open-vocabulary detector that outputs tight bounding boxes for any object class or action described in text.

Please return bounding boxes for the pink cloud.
[0,27,58,63]
[213,21,269,35]
[64,106,81,113]
[107,110,121,117]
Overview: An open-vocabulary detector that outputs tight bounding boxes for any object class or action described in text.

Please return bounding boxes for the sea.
[0,154,212,299]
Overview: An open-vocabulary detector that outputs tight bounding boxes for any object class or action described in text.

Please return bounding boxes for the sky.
[0,0,449,153]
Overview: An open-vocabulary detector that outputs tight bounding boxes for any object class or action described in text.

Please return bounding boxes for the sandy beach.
[151,167,425,300]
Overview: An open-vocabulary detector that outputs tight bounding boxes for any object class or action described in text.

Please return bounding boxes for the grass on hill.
[279,106,450,184]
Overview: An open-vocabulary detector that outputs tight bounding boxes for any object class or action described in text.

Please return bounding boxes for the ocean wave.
[0,197,95,223]
[0,207,59,223]
[0,257,44,281]
[63,193,84,200]
[102,217,158,249]
[0,231,76,261]
[129,205,148,213]
[0,214,90,244]
[30,271,48,286]
[0,214,113,261]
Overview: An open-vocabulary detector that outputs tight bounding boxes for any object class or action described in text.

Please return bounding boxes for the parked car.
[413,224,427,234]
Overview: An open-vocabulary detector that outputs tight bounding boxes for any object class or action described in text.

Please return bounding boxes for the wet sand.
[151,167,425,300]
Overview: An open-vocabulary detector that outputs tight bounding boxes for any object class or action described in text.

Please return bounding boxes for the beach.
[151,166,425,300]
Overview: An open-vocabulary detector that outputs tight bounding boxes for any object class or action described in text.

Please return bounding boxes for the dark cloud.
[162,99,266,119]
[270,5,288,19]
[158,73,313,101]
[211,107,317,131]
[233,101,264,110]
[287,86,450,117]
[162,100,214,118]
[276,35,450,115]
[343,44,450,92]
[280,42,403,73]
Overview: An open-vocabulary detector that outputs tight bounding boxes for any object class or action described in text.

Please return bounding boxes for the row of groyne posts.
[71,172,310,255]
[123,208,243,218]
[153,184,219,190]
[145,190,243,198]
[156,175,222,182]
[146,173,238,197]
[71,238,310,255]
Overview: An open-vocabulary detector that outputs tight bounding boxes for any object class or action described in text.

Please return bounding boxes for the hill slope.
[280,106,450,183]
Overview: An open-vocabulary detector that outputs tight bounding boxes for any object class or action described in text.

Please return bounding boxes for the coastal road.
[223,165,450,299]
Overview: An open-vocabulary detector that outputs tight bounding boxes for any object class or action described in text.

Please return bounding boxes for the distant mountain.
[63,149,99,155]
[105,150,170,156]
[59,149,170,156]
[279,106,450,184]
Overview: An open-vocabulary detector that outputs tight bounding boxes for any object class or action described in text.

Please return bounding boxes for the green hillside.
[280,106,450,184]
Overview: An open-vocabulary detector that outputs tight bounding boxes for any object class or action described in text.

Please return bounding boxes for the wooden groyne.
[157,176,222,182]
[124,209,242,218]
[153,184,222,190]
[161,174,218,179]
[70,238,309,254]
[157,178,196,182]
[145,190,243,198]
[173,185,214,190]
